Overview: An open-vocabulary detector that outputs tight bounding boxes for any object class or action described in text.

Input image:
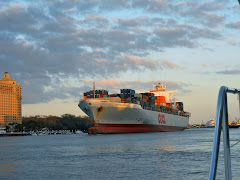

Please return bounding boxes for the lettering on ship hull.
[158,113,166,124]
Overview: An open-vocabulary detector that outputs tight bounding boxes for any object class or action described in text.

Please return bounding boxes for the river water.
[1,128,240,180]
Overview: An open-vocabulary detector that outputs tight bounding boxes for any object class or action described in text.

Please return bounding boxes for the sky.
[0,0,240,124]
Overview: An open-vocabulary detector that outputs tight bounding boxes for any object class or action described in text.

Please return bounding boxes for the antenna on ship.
[152,83,155,90]
[93,82,95,98]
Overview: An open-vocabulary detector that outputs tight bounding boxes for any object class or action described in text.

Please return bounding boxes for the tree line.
[13,114,94,132]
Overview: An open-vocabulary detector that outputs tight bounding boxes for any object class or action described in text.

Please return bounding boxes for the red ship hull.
[88,123,185,134]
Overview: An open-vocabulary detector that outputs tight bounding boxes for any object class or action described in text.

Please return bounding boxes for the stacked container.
[132,93,142,104]
[141,93,155,109]
[166,103,172,111]
[120,89,135,97]
[109,94,120,97]
[84,90,108,98]
[155,96,166,107]
[120,89,135,103]
[176,102,184,111]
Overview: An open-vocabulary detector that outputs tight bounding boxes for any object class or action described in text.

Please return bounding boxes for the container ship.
[78,82,190,134]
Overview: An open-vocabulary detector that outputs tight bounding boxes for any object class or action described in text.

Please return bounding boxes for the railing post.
[209,86,226,180]
[209,86,240,180]
[222,89,231,180]
[239,94,240,117]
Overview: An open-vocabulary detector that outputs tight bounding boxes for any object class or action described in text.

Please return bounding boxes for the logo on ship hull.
[158,114,166,124]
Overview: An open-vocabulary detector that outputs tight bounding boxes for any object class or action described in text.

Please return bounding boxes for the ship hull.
[88,123,185,134]
[78,98,189,134]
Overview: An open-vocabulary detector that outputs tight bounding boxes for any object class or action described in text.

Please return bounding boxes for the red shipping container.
[166,103,172,107]
[157,96,165,100]
[148,93,154,96]
[83,96,87,99]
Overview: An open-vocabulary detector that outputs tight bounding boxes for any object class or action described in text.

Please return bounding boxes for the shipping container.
[84,90,109,98]
[134,93,142,98]
[148,93,154,96]
[109,94,121,97]
[120,89,135,94]
[166,103,172,108]
[156,96,165,100]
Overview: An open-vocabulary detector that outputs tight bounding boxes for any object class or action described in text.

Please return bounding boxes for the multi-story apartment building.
[0,72,22,126]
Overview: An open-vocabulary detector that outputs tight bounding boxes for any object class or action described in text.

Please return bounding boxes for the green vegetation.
[14,114,94,132]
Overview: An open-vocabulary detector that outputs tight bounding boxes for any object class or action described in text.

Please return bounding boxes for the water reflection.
[90,144,139,153]
[0,161,17,175]
[0,137,20,176]
[154,145,173,151]
[89,144,176,153]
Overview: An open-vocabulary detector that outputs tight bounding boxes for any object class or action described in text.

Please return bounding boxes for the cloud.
[160,60,185,70]
[0,0,235,104]
[174,1,226,27]
[193,68,240,75]
[133,0,171,12]
[226,21,240,29]
[133,1,226,27]
[82,79,131,90]
[119,56,159,70]
[227,40,238,46]
[200,12,225,28]
[8,4,25,9]
[216,70,240,75]
[152,24,222,48]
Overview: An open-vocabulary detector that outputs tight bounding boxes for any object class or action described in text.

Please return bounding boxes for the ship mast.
[93,82,95,98]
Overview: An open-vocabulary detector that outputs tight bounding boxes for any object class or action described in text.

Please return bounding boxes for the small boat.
[229,122,239,128]
[0,127,6,136]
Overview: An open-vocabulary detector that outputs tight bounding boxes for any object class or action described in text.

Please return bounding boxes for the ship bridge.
[149,83,178,102]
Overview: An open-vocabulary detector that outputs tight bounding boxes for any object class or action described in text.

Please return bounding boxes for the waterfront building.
[0,72,22,126]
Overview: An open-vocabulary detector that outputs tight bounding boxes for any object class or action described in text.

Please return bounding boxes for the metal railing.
[209,86,240,180]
